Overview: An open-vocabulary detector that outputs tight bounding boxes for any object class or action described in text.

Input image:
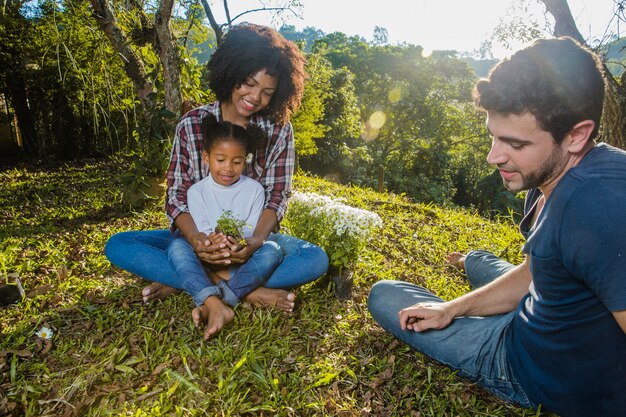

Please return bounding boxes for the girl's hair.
[201,114,267,160]
[207,23,306,126]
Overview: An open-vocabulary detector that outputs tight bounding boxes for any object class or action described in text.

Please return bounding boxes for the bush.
[284,191,382,272]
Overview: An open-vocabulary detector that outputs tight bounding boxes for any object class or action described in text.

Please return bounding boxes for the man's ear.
[566,120,595,153]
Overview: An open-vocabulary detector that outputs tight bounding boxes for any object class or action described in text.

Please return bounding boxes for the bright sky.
[214,0,622,57]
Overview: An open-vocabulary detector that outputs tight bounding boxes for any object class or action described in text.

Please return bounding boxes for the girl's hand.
[207,232,228,246]
[225,236,263,264]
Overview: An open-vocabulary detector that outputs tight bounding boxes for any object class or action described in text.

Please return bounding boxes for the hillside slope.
[1,159,546,416]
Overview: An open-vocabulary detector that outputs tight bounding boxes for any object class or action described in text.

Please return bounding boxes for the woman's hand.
[398,302,455,332]
[193,232,233,265]
[187,231,210,252]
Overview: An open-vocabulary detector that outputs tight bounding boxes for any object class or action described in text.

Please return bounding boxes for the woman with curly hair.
[105,23,329,338]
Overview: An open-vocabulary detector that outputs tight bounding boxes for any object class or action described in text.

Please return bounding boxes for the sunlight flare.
[369,111,386,129]
[361,123,379,141]
[388,88,401,103]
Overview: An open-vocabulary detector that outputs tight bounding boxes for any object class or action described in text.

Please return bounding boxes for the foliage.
[303,33,495,208]
[372,26,389,46]
[290,53,332,156]
[0,159,555,417]
[0,0,138,157]
[0,0,214,160]
[183,3,218,65]
[1,0,523,217]
[298,65,363,178]
[215,210,247,245]
[120,106,176,208]
[284,191,382,272]
[279,24,325,52]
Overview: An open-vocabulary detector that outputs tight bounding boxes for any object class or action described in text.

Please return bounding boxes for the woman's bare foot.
[192,296,235,340]
[445,252,466,272]
[142,283,181,303]
[245,287,296,312]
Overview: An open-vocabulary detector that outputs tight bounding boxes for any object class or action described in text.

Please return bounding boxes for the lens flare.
[369,111,386,130]
[388,88,401,103]
[361,122,380,141]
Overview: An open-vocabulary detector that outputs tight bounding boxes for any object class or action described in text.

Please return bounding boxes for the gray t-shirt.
[188,174,265,238]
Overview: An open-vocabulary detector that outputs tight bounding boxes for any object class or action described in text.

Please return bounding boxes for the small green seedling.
[215,210,248,247]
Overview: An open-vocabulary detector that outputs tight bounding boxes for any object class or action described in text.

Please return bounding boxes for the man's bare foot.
[192,296,235,340]
[245,287,296,312]
[142,283,181,303]
[445,252,466,272]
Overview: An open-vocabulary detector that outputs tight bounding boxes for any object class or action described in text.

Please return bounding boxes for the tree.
[1,0,40,154]
[290,53,332,157]
[0,0,139,157]
[279,25,325,52]
[200,0,302,45]
[310,33,482,204]
[372,26,389,46]
[155,0,183,116]
[89,0,157,113]
[298,64,362,178]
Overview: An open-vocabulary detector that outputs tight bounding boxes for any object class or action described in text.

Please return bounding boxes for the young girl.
[166,115,283,338]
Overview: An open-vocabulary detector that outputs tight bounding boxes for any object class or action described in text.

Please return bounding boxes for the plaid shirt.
[165,101,295,227]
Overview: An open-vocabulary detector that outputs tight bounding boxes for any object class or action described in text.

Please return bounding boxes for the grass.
[0,158,550,416]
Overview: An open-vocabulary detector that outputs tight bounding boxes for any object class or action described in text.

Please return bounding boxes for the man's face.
[486,111,569,193]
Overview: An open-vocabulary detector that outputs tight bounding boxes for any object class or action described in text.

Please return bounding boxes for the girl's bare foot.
[142,283,181,303]
[445,252,466,272]
[245,288,296,312]
[192,296,235,340]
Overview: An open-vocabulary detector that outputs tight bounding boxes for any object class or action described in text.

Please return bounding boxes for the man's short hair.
[474,37,605,143]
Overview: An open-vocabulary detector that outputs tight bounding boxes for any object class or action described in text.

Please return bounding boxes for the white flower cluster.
[291,191,382,239]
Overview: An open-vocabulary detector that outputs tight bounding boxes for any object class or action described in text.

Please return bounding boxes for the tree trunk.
[540,0,626,149]
[200,0,224,45]
[90,0,155,112]
[52,88,79,159]
[155,0,182,116]
[6,70,38,155]
[541,0,584,42]
[601,77,626,150]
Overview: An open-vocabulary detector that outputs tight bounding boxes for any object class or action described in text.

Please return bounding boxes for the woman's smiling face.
[230,69,278,119]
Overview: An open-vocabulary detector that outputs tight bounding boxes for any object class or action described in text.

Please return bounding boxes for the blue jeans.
[464,250,515,289]
[167,233,283,307]
[104,229,329,303]
[367,251,535,409]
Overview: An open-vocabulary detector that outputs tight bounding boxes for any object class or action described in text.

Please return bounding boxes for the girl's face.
[230,69,278,120]
[202,139,247,186]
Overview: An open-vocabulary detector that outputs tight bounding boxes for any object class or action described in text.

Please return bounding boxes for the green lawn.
[0,158,550,416]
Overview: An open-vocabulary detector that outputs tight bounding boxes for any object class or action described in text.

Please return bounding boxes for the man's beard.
[502,144,567,192]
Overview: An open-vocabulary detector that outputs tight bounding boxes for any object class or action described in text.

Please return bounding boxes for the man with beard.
[367,37,626,417]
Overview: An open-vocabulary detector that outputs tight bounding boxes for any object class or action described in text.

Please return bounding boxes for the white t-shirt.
[187,175,265,238]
